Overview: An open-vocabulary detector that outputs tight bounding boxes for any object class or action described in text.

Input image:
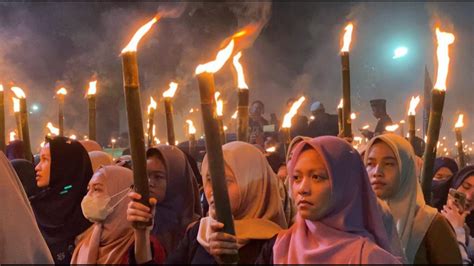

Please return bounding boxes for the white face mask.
[81,187,130,223]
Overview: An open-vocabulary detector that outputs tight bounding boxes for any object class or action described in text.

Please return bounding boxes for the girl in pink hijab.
[257,136,401,264]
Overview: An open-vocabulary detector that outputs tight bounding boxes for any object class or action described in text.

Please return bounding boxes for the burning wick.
[214,92,224,117]
[282,96,306,128]
[340,23,354,53]
[231,110,238,119]
[121,16,159,54]
[57,88,67,95]
[163,82,178,98]
[9,131,16,142]
[232,51,248,89]
[46,122,60,136]
[266,146,276,153]
[385,124,399,132]
[408,96,420,116]
[186,120,197,135]
[455,114,464,128]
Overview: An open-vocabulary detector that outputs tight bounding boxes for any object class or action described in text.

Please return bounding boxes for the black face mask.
[431,178,452,210]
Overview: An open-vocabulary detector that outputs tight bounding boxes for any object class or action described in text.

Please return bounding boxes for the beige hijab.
[89,150,113,172]
[198,141,288,250]
[0,152,54,264]
[364,133,437,263]
[71,165,134,264]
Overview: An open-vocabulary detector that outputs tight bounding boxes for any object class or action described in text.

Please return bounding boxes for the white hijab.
[0,152,54,264]
[198,141,288,250]
[364,134,437,263]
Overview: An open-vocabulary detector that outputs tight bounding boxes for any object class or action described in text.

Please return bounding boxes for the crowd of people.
[2,97,474,265]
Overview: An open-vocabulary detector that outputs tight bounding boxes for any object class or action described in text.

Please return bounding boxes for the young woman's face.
[455,175,474,212]
[365,141,400,199]
[433,167,454,181]
[204,164,241,218]
[147,156,167,202]
[35,144,51,188]
[86,172,109,198]
[291,148,331,221]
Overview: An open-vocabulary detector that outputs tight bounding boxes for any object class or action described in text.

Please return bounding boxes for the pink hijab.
[273,136,400,264]
[79,140,102,152]
[71,165,134,264]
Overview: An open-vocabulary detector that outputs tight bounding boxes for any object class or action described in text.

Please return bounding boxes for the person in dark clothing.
[11,159,42,200]
[249,100,269,145]
[307,101,339,137]
[430,157,459,212]
[6,139,25,160]
[361,99,393,139]
[32,136,93,264]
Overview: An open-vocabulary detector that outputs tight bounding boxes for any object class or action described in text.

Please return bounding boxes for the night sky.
[0,2,472,151]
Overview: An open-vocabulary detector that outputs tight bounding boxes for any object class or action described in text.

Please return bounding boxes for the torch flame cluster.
[214,92,224,117]
[408,95,421,116]
[434,28,455,91]
[282,96,306,128]
[455,114,464,129]
[147,97,157,113]
[232,51,248,89]
[57,87,67,95]
[186,120,196,135]
[121,16,159,54]
[341,23,354,53]
[163,82,178,98]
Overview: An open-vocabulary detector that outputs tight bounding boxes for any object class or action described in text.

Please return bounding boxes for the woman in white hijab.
[364,133,461,263]
[0,152,54,264]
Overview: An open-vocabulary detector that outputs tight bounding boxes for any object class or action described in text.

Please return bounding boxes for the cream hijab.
[198,141,288,250]
[0,152,54,264]
[89,150,113,172]
[71,165,134,264]
[364,133,437,263]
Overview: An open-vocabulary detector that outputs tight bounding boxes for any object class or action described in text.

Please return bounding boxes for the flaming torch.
[0,85,4,152]
[281,96,306,154]
[420,28,455,203]
[163,81,178,146]
[12,97,22,140]
[195,34,238,263]
[407,95,420,149]
[340,23,354,138]
[232,51,249,142]
[147,97,157,147]
[11,87,32,161]
[214,91,226,144]
[337,98,343,134]
[87,80,97,141]
[46,122,60,136]
[186,119,197,157]
[454,114,466,168]
[56,87,67,136]
[120,16,158,228]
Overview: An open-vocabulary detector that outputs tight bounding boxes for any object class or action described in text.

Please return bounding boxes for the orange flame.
[163,82,178,98]
[46,122,60,136]
[214,92,224,117]
[400,120,406,124]
[9,131,16,142]
[121,16,159,53]
[266,146,276,153]
[195,39,235,75]
[455,114,464,128]
[87,80,97,96]
[434,28,455,91]
[231,110,238,119]
[11,87,26,98]
[189,108,194,113]
[69,134,77,140]
[232,51,248,89]
[337,98,343,109]
[0,84,3,92]
[12,97,20,113]
[350,113,357,120]
[186,119,197,135]
[362,124,370,130]
[282,96,306,128]
[385,124,399,132]
[152,125,156,137]
[148,97,157,113]
[407,96,421,116]
[56,87,67,95]
[111,138,117,144]
[341,23,354,52]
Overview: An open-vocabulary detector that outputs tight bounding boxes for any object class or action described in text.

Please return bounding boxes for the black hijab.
[10,159,42,200]
[451,165,474,237]
[30,136,93,245]
[431,157,459,211]
[147,145,202,255]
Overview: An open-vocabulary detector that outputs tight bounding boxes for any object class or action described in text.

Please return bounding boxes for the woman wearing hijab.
[11,159,41,200]
[79,139,102,152]
[441,165,474,263]
[32,136,93,264]
[128,142,287,264]
[256,136,400,264]
[89,150,113,172]
[72,165,143,264]
[364,133,461,263]
[0,152,54,264]
[431,157,459,211]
